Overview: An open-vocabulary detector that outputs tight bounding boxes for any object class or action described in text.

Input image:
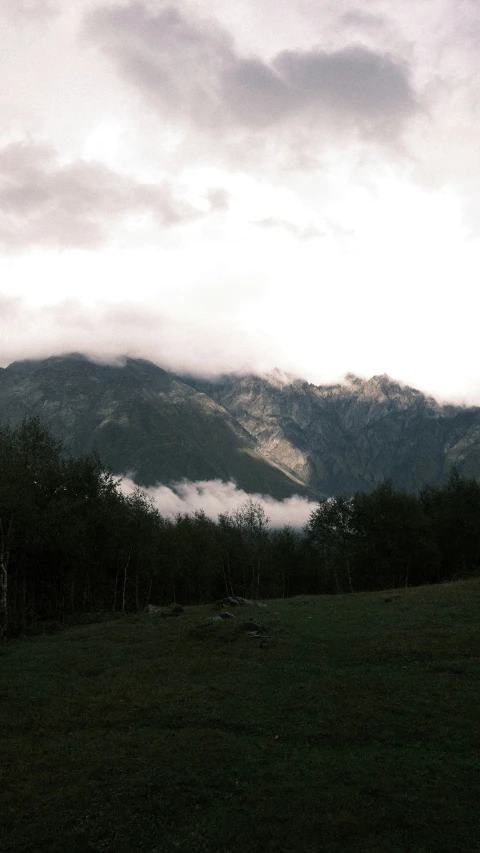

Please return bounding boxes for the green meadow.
[1,579,480,853]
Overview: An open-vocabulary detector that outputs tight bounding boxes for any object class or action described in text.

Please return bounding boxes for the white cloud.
[0,0,479,404]
[120,476,317,528]
[3,0,59,20]
[0,140,222,250]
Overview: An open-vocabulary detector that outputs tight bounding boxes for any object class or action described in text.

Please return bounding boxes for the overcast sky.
[1,0,479,401]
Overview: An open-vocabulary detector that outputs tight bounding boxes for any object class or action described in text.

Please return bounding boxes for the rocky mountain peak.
[1,355,480,498]
[368,372,393,388]
[0,354,316,499]
[265,368,295,388]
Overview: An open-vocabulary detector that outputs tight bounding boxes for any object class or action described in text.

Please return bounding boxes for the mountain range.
[1,354,480,498]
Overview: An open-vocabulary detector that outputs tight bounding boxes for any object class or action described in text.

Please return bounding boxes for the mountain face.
[187,371,480,495]
[0,355,312,499]
[1,354,480,498]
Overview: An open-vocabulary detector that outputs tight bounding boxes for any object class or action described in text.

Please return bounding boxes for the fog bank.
[120,477,318,529]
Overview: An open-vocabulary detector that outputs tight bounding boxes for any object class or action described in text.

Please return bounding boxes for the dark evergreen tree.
[352,482,440,589]
[420,470,480,580]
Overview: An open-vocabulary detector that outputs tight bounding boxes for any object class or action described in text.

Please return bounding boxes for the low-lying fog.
[120,477,318,529]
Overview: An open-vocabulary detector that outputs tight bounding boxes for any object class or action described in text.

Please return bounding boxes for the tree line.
[1,417,480,637]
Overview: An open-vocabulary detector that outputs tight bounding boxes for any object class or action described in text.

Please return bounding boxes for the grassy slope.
[1,580,480,853]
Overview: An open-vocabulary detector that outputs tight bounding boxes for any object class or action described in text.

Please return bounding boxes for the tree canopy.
[1,418,479,638]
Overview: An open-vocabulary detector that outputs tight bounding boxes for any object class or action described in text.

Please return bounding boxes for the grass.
[1,579,480,853]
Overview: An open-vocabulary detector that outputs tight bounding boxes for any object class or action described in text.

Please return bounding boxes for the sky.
[1,0,480,401]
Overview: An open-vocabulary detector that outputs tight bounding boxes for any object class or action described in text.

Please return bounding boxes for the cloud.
[0,295,278,379]
[254,217,323,240]
[85,2,417,157]
[341,11,387,33]
[120,476,318,528]
[3,0,59,20]
[2,287,480,405]
[273,46,413,133]
[0,296,166,367]
[0,140,216,250]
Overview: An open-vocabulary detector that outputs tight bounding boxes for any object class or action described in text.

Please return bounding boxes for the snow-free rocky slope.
[0,355,312,499]
[187,370,480,495]
[1,354,480,497]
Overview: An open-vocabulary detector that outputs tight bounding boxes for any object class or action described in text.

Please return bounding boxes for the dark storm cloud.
[0,141,210,250]
[86,2,417,146]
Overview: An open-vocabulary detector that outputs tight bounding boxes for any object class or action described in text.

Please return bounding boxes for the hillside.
[2,353,480,496]
[0,355,312,499]
[189,370,480,494]
[1,579,479,853]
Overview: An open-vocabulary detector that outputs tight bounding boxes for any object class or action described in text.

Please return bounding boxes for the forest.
[1,417,480,638]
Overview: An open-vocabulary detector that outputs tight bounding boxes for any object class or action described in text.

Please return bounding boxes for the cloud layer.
[4,0,59,20]
[0,141,216,250]
[0,295,278,379]
[120,476,317,528]
[0,0,480,404]
[86,2,417,159]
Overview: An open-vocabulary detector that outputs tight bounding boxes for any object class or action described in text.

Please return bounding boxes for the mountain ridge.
[184,368,480,494]
[0,354,316,499]
[1,353,480,497]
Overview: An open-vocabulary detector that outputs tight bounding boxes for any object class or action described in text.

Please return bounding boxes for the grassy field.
[1,580,480,853]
